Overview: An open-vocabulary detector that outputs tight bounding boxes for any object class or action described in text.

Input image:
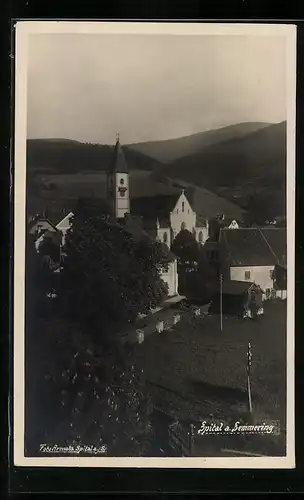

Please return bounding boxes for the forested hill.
[128,122,271,163]
[26,138,162,176]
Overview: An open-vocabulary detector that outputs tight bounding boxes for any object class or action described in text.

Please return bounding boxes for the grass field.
[27,170,152,215]
[136,300,287,455]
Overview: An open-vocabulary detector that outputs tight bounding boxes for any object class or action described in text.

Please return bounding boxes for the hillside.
[26,121,286,223]
[26,169,246,224]
[26,138,162,176]
[128,122,271,163]
[163,121,287,221]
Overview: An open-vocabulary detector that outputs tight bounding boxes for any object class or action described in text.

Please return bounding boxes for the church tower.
[107,133,130,220]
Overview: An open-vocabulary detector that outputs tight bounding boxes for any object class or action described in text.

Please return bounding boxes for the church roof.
[108,136,128,174]
[130,194,179,221]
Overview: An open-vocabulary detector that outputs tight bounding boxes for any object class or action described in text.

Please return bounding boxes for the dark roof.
[130,194,179,221]
[208,279,257,295]
[28,217,58,233]
[122,215,176,260]
[158,217,171,228]
[123,216,151,243]
[196,214,208,226]
[220,227,287,267]
[108,138,128,173]
[260,227,287,267]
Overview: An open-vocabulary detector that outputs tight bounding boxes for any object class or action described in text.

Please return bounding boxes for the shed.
[208,280,263,317]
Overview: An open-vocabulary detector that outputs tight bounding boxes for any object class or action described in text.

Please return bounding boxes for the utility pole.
[247,342,253,414]
[220,273,223,331]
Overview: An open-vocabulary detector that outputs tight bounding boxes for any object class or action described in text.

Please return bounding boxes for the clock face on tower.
[118,186,127,197]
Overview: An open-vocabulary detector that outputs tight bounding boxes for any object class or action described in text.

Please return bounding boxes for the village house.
[216,227,287,300]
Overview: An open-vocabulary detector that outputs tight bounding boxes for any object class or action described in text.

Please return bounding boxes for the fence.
[121,303,209,345]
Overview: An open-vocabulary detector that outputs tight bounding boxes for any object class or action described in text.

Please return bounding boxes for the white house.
[55,211,74,245]
[219,227,287,299]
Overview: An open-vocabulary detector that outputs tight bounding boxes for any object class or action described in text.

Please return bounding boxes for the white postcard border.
[13,21,296,468]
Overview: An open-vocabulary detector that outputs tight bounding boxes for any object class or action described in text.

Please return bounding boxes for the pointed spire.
[108,133,128,173]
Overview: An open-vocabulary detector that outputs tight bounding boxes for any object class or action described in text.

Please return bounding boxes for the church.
[32,135,247,298]
[105,134,214,296]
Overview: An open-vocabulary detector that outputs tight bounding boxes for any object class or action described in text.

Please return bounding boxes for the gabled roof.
[28,217,58,233]
[122,215,176,260]
[130,194,179,221]
[260,227,287,267]
[108,137,128,173]
[162,176,247,220]
[208,279,258,295]
[56,211,74,231]
[220,227,287,267]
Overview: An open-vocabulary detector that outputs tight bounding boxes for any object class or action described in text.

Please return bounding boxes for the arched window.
[163,232,168,244]
[182,201,185,212]
[198,231,203,243]
[120,178,124,185]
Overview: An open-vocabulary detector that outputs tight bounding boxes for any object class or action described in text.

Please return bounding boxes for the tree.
[38,231,62,264]
[26,198,174,457]
[25,233,57,317]
[26,317,152,457]
[59,199,171,330]
[171,229,201,265]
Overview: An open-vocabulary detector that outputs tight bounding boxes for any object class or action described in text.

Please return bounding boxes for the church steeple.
[108,133,129,174]
[107,134,130,219]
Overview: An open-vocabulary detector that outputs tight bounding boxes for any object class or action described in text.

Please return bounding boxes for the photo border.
[12,20,296,470]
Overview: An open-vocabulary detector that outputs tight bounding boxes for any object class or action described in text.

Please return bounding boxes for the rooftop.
[219,227,287,267]
[108,136,128,174]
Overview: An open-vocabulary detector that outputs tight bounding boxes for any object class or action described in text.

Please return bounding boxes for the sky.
[27,33,286,144]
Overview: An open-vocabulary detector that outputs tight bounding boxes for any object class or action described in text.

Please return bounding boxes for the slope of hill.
[163,121,287,221]
[26,138,163,176]
[27,170,247,225]
[128,122,271,163]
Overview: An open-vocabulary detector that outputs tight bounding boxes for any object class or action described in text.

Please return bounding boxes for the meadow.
[137,300,287,455]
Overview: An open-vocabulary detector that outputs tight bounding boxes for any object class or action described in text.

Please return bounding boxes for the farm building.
[208,280,263,318]
[218,227,287,300]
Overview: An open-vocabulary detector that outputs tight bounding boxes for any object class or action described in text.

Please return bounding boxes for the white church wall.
[170,192,196,239]
[194,226,209,246]
[157,227,171,248]
[161,260,178,297]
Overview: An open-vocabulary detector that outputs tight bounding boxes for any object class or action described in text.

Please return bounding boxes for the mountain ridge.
[127,121,272,163]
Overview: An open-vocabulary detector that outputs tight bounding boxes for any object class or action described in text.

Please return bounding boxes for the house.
[208,280,263,318]
[29,216,59,250]
[218,227,287,300]
[55,211,74,245]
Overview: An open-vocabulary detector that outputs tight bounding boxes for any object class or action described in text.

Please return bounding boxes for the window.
[120,178,124,185]
[198,231,203,243]
[245,270,251,280]
[269,269,274,280]
[163,232,168,244]
[182,201,185,212]
[120,190,125,197]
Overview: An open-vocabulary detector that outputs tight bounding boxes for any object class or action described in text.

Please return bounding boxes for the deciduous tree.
[171,229,200,265]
